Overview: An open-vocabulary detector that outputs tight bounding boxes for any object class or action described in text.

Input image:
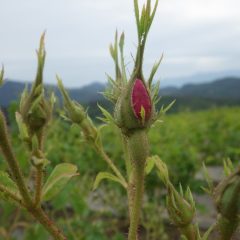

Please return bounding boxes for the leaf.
[0,171,18,192]
[145,157,155,175]
[0,171,20,202]
[42,163,79,201]
[93,172,125,190]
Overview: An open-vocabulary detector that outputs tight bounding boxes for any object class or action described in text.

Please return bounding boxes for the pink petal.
[131,79,152,121]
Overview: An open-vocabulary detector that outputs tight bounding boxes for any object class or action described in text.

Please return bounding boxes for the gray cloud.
[0,0,239,87]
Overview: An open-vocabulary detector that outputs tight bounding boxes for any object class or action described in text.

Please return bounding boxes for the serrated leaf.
[42,163,78,201]
[93,172,125,190]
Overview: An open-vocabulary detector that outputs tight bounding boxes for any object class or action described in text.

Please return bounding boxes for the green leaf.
[93,172,125,190]
[0,171,18,192]
[0,171,20,201]
[145,156,155,175]
[42,163,78,201]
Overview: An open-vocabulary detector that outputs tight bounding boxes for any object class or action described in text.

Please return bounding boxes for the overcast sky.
[0,0,239,87]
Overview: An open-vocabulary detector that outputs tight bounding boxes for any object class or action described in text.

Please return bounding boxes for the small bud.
[167,185,195,228]
[19,33,52,138]
[57,76,100,146]
[213,171,240,239]
[57,76,86,124]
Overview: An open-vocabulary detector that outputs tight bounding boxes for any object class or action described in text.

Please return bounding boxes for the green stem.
[34,166,43,206]
[34,131,44,206]
[95,145,127,188]
[127,130,149,240]
[0,111,32,206]
[29,207,67,240]
[128,167,145,240]
[181,224,198,240]
[0,112,66,240]
[121,133,132,179]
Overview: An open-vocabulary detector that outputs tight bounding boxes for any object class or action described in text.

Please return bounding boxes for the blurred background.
[0,0,240,239]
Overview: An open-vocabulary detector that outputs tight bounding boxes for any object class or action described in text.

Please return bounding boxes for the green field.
[1,106,240,239]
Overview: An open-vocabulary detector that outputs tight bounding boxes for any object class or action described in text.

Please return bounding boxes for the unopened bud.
[132,79,152,122]
[114,77,155,133]
[214,172,240,239]
[57,77,86,124]
[19,33,52,136]
[167,184,195,228]
[57,76,100,146]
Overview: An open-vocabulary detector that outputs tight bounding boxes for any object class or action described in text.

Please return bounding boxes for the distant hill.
[1,77,240,117]
[161,77,240,100]
[0,79,105,107]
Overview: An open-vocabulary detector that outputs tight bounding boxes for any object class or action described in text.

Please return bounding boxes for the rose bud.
[114,77,155,133]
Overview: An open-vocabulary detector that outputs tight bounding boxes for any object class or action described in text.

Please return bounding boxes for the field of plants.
[1,106,240,240]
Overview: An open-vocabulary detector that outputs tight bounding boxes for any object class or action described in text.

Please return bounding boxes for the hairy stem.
[0,111,32,206]
[127,130,149,240]
[181,224,198,240]
[128,166,145,240]
[34,131,44,206]
[34,166,43,206]
[121,133,132,179]
[29,207,67,240]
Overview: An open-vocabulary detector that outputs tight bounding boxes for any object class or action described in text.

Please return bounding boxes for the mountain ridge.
[1,77,240,113]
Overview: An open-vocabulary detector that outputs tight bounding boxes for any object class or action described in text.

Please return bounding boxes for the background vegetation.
[1,102,240,239]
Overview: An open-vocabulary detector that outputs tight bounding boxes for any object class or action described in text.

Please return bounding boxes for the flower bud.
[114,77,155,133]
[132,79,152,121]
[213,173,240,239]
[19,33,52,137]
[57,77,100,147]
[167,185,195,228]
